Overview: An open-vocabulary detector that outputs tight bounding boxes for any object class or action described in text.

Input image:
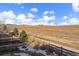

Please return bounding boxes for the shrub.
[27,36,34,44]
[20,30,28,42]
[13,27,19,36]
[9,27,19,37]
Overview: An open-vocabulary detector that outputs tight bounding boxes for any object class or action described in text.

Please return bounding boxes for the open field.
[17,25,79,53]
[1,24,79,53]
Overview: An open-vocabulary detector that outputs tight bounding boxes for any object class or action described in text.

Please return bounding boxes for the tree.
[9,27,19,37]
[20,30,28,42]
[13,27,19,36]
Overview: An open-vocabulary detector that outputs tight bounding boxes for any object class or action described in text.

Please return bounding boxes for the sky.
[0,3,79,25]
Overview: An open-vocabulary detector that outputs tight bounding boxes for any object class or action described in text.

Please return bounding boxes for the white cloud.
[43,11,49,14]
[5,19,15,24]
[44,22,48,25]
[0,11,16,24]
[43,15,55,22]
[15,11,56,25]
[31,15,56,26]
[30,22,44,25]
[0,10,56,25]
[25,18,33,23]
[0,11,16,19]
[42,21,55,26]
[19,18,33,25]
[27,13,35,18]
[62,16,68,19]
[16,14,26,20]
[37,18,44,22]
[45,22,55,26]
[72,3,79,12]
[30,8,38,12]
[49,11,55,14]
[2,10,79,26]
[43,11,55,14]
[30,21,55,26]
[43,16,49,21]
[68,18,79,24]
[30,18,45,25]
[28,15,56,26]
[16,14,33,25]
[58,21,68,25]
[59,18,79,25]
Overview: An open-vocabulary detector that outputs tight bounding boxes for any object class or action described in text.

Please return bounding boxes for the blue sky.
[0,3,79,25]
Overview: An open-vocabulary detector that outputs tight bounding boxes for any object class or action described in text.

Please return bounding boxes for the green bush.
[20,30,28,42]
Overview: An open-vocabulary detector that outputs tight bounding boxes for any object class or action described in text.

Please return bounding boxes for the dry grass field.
[17,25,79,52]
[1,24,79,53]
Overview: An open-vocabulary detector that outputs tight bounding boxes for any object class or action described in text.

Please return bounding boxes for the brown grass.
[18,25,79,51]
[1,24,79,51]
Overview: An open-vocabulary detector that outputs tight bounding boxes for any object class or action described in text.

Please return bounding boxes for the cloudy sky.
[0,3,79,25]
